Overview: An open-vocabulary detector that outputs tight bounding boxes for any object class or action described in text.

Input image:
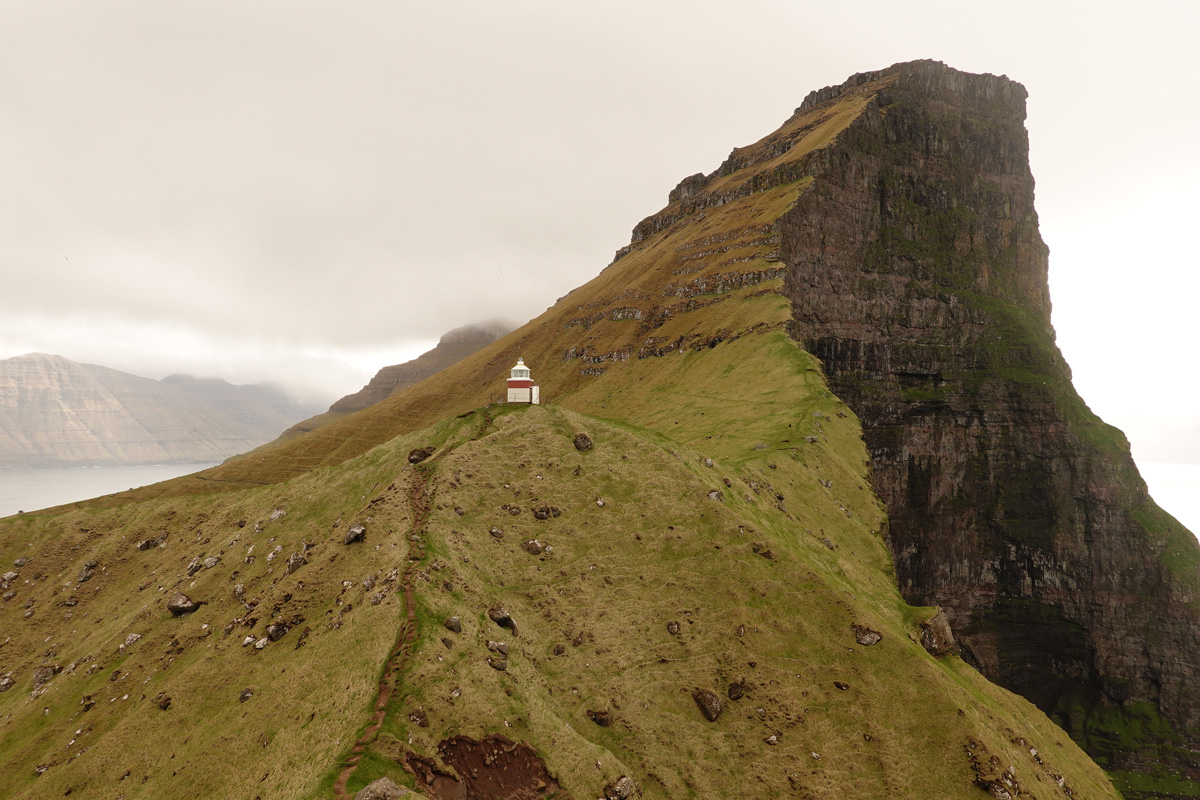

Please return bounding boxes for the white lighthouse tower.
[506,357,540,404]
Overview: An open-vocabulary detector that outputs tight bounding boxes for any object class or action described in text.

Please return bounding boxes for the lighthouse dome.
[510,358,531,379]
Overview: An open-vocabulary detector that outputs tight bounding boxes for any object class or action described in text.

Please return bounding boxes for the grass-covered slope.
[0,381,1120,799]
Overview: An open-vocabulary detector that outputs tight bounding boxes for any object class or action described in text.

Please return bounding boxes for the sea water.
[0,463,220,518]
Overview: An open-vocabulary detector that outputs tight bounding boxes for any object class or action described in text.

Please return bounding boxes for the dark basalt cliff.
[775,60,1200,785]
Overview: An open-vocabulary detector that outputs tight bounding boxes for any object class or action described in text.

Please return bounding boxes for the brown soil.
[332,466,432,800]
[406,735,563,800]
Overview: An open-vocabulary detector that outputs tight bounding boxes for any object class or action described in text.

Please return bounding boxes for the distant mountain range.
[0,353,325,468]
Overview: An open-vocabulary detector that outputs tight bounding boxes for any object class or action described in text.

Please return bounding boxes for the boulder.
[77,561,97,583]
[344,524,367,545]
[488,606,517,635]
[0,676,14,692]
[522,539,544,555]
[487,641,509,656]
[692,688,722,722]
[920,608,957,657]
[587,709,611,727]
[604,776,636,800]
[354,776,409,800]
[32,664,60,689]
[285,552,306,575]
[443,617,462,634]
[573,432,593,451]
[852,624,882,646]
[239,688,254,702]
[167,594,202,616]
[266,622,289,642]
[13,557,28,567]
[202,556,221,570]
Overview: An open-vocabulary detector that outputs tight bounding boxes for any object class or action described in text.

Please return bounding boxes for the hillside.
[285,321,513,438]
[0,353,323,468]
[0,59,1192,799]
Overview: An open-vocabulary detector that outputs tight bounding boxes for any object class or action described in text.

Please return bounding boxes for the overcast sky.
[1,0,1197,464]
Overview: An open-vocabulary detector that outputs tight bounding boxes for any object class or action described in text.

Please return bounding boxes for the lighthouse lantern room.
[506,357,540,404]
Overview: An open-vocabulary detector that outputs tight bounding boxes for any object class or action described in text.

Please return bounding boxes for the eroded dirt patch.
[406,735,563,800]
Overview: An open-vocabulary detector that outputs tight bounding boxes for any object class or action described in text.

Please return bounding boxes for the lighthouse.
[506,357,540,404]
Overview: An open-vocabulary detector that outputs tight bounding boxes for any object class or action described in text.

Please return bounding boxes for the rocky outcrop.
[0,353,322,468]
[328,320,512,415]
[771,60,1200,780]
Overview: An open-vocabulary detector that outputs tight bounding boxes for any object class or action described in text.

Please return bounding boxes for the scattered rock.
[135,533,167,551]
[443,617,462,634]
[692,688,722,722]
[371,592,385,605]
[202,556,221,570]
[603,775,636,800]
[587,709,611,727]
[595,497,605,507]
[408,447,435,464]
[239,688,254,702]
[13,557,28,567]
[553,644,566,656]
[265,622,289,642]
[522,539,544,555]
[234,583,246,603]
[834,681,850,691]
[666,620,680,636]
[707,489,725,502]
[354,776,409,800]
[806,436,819,443]
[344,524,367,545]
[754,443,768,450]
[155,693,172,710]
[600,777,638,800]
[487,657,508,671]
[0,676,14,692]
[187,557,202,576]
[728,681,744,701]
[573,432,593,451]
[487,641,509,656]
[408,708,430,728]
[1,571,17,582]
[764,732,780,745]
[167,594,202,616]
[852,624,882,646]
[32,664,60,689]
[285,552,306,575]
[488,606,518,635]
[703,457,714,468]
[77,561,97,583]
[489,527,504,539]
[362,576,376,591]
[532,505,561,520]
[254,637,269,650]
[122,633,142,648]
[442,637,454,649]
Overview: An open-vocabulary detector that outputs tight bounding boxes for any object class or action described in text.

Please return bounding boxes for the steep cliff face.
[777,60,1200,784]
